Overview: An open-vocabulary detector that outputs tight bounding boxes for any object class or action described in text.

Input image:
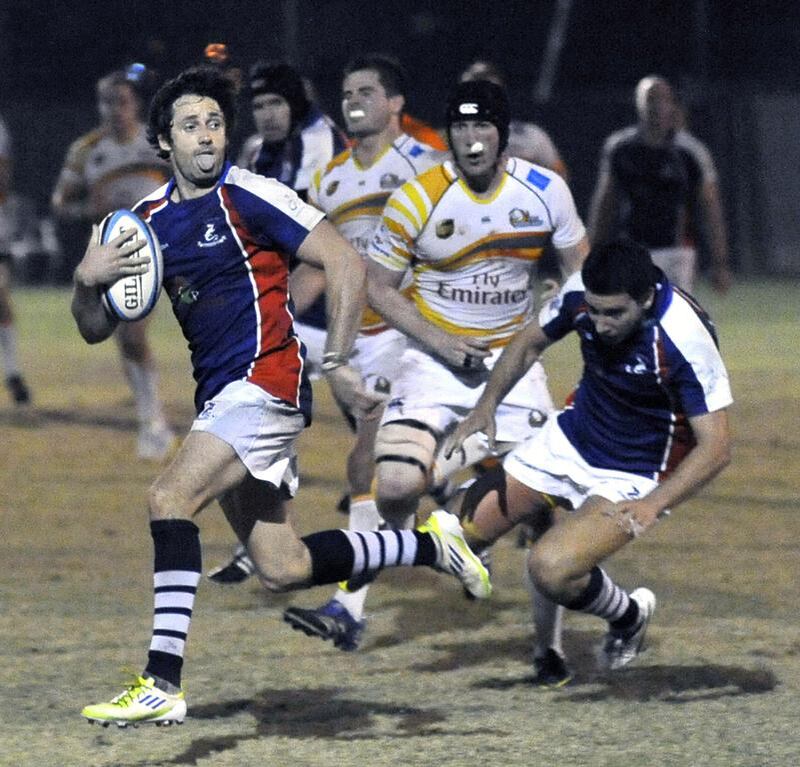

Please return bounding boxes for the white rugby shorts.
[350,327,406,397]
[504,416,659,510]
[382,345,554,443]
[191,380,305,494]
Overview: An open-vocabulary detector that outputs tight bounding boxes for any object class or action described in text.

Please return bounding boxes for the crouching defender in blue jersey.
[71,66,490,728]
[443,238,732,675]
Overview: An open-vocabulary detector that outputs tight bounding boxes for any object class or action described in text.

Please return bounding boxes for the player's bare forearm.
[640,409,731,515]
[288,262,327,318]
[297,221,365,357]
[479,322,548,412]
[367,276,434,345]
[71,224,151,343]
[366,261,490,368]
[443,323,549,458]
[71,279,118,343]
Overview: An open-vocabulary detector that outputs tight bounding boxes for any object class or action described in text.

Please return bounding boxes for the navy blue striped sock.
[566,566,637,627]
[144,519,201,690]
[302,528,436,585]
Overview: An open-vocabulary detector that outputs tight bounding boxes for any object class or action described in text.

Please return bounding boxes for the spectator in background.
[588,75,732,294]
[51,65,176,459]
[0,113,32,405]
[459,59,567,177]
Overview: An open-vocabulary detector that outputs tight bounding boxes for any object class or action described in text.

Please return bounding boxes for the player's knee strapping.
[375,419,438,479]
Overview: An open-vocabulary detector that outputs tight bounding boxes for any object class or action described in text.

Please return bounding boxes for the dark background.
[2,0,798,275]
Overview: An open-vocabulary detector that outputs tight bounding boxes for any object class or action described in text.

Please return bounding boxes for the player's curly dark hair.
[582,239,659,301]
[147,65,237,159]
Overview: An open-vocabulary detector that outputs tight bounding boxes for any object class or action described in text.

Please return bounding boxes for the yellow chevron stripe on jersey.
[412,164,457,209]
[411,291,528,345]
[404,182,429,228]
[352,141,393,171]
[361,305,387,330]
[323,147,352,174]
[415,231,550,273]
[387,197,421,233]
[328,192,392,226]
[384,217,415,249]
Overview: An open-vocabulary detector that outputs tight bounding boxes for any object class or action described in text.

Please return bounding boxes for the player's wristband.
[321,351,349,372]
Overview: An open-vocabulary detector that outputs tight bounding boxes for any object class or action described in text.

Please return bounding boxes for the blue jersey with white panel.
[135,162,325,419]
[539,271,732,479]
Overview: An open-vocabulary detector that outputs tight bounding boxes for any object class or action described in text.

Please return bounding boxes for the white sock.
[334,497,382,620]
[524,559,564,658]
[0,324,20,376]
[122,358,167,428]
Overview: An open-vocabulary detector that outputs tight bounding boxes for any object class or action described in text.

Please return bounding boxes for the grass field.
[1,279,798,767]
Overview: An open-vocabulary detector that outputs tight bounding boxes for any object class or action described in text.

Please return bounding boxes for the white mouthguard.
[469,141,484,153]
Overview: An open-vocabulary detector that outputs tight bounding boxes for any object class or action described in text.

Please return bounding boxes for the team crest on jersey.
[508,208,542,228]
[624,354,650,375]
[326,180,339,196]
[197,223,227,248]
[436,219,455,238]
[380,173,402,189]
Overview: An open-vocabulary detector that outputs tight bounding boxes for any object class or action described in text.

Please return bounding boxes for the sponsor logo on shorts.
[198,401,216,420]
[528,409,548,427]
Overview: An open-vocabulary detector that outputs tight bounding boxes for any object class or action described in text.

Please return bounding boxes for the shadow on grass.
[477,662,778,703]
[148,687,497,766]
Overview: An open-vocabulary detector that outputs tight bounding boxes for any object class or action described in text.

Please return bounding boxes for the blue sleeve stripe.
[527,167,551,190]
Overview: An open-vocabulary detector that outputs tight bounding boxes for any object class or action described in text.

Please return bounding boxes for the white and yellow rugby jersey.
[309,133,441,331]
[368,157,585,346]
[58,125,169,217]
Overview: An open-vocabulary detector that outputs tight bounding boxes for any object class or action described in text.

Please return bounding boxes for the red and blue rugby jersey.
[539,271,732,480]
[135,163,324,421]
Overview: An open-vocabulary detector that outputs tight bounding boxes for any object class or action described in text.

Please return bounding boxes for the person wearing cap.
[459,58,567,178]
[237,60,348,202]
[588,75,731,294]
[363,79,589,682]
[51,65,176,460]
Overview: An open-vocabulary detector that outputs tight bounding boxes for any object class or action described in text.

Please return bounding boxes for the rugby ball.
[99,209,163,322]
